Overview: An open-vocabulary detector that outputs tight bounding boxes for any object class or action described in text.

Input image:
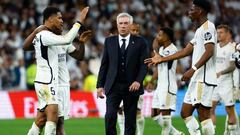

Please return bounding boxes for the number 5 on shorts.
[50,87,55,95]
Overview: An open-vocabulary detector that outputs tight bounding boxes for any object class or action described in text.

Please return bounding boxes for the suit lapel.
[126,35,135,66]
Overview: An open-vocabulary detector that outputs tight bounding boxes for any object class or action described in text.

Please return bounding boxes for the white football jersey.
[156,43,178,94]
[57,44,76,86]
[33,23,80,84]
[216,42,235,83]
[190,20,217,86]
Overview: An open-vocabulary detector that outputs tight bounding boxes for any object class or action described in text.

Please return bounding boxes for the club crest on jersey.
[204,32,212,41]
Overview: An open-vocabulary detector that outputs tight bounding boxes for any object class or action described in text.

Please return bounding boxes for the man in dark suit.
[97,13,149,135]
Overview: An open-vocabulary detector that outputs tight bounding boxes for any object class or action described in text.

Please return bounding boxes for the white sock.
[27,122,40,135]
[224,115,229,135]
[228,124,237,135]
[234,109,240,134]
[45,121,56,135]
[201,119,215,135]
[153,114,163,126]
[170,125,183,135]
[161,115,171,135]
[118,114,125,135]
[185,116,201,135]
[136,114,145,135]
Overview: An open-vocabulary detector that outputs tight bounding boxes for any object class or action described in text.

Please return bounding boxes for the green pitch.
[0,116,228,135]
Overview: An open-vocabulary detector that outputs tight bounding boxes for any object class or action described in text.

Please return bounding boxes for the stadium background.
[0,0,240,134]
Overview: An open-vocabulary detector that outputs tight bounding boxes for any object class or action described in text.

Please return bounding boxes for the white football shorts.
[184,81,214,107]
[34,82,59,111]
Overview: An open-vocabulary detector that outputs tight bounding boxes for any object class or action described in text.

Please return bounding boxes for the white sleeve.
[203,26,216,45]
[66,44,76,53]
[41,23,81,46]
[230,46,236,61]
[190,38,195,45]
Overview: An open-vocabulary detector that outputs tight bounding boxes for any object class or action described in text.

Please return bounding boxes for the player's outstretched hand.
[144,50,162,67]
[97,88,105,99]
[79,7,89,23]
[79,30,93,43]
[129,81,140,92]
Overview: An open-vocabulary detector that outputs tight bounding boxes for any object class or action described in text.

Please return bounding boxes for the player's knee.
[198,105,211,121]
[45,104,58,122]
[35,116,47,128]
[180,110,186,119]
[210,108,215,116]
[48,105,58,114]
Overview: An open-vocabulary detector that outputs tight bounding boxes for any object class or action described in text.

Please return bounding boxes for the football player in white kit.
[210,24,238,135]
[145,0,217,134]
[117,23,145,135]
[24,6,89,135]
[150,27,184,135]
[214,25,240,135]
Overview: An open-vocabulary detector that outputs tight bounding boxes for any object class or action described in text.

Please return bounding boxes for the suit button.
[122,69,125,72]
[122,57,124,59]
[122,63,124,65]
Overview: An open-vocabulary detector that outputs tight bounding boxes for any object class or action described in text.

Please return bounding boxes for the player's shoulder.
[228,42,236,51]
[36,30,53,38]
[201,20,216,31]
[167,43,178,52]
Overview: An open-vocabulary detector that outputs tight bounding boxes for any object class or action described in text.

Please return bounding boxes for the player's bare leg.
[210,101,218,128]
[225,105,237,135]
[181,103,201,135]
[56,117,65,135]
[197,104,215,135]
[225,108,240,135]
[27,111,46,135]
[44,104,58,135]
[28,113,66,135]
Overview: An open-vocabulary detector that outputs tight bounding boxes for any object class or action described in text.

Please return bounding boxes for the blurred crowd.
[0,0,240,91]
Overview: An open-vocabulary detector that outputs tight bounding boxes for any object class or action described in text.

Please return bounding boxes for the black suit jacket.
[97,35,149,95]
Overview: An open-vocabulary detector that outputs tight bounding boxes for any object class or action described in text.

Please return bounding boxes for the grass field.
[0,116,229,135]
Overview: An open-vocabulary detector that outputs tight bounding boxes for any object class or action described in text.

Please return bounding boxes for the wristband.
[192,65,197,71]
[76,21,83,26]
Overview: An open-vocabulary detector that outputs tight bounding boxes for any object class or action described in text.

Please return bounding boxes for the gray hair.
[116,13,133,24]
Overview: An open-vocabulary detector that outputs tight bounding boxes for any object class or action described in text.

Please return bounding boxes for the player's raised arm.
[68,30,93,60]
[144,42,193,66]
[41,7,89,46]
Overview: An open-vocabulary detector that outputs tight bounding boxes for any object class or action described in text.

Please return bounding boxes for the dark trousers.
[105,82,139,135]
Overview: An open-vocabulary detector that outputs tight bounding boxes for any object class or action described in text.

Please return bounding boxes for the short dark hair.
[217,24,230,32]
[193,0,211,13]
[160,27,174,42]
[43,6,60,22]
